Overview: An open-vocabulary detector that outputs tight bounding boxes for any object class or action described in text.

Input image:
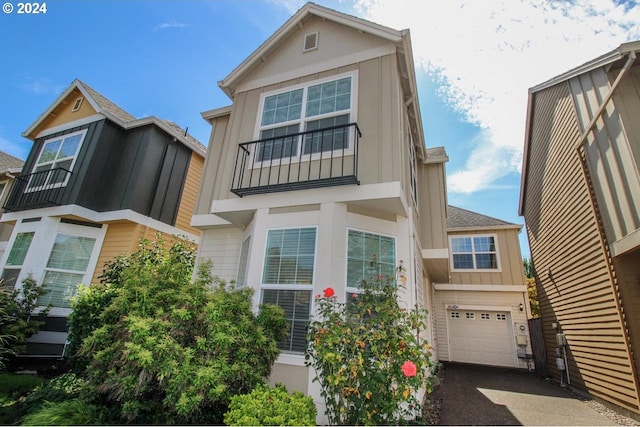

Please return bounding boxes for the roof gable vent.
[303,32,318,52]
[71,96,84,112]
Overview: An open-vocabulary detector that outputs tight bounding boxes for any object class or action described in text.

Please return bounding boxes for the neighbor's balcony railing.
[231,122,361,197]
[3,168,72,211]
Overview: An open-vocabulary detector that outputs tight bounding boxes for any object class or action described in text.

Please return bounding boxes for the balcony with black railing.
[3,168,72,212]
[231,122,361,197]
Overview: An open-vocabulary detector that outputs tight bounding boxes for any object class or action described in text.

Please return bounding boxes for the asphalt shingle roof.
[447,205,515,229]
[77,80,137,124]
[0,150,24,173]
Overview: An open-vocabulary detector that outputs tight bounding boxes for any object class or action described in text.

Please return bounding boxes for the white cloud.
[154,21,188,31]
[353,0,640,193]
[19,78,65,96]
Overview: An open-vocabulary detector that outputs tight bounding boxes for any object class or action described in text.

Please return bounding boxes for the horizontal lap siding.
[523,82,640,413]
[92,222,142,284]
[175,152,204,236]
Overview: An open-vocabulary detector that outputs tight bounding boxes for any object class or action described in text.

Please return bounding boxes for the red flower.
[323,287,335,298]
[401,360,417,377]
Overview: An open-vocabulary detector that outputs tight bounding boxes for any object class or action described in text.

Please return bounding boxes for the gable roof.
[447,205,521,231]
[216,1,428,162]
[23,79,206,157]
[0,150,24,174]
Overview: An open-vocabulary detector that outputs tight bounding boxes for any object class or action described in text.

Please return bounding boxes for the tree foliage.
[75,236,287,424]
[0,275,50,367]
[306,261,433,425]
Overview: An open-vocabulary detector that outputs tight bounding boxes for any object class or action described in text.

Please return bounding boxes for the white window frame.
[449,234,501,272]
[28,129,87,192]
[345,227,397,295]
[260,226,317,354]
[252,71,358,168]
[0,217,106,317]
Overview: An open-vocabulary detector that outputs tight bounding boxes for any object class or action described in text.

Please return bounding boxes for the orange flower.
[324,287,335,298]
[401,360,417,377]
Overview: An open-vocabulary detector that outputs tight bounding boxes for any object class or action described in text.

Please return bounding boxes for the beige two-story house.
[192,2,529,420]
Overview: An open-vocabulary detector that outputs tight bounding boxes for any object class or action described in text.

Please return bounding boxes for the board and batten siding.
[523,80,640,413]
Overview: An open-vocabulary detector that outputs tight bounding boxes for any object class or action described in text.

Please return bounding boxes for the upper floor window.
[450,235,499,271]
[29,129,87,190]
[256,72,356,162]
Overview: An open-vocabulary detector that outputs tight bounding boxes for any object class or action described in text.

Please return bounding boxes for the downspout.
[573,49,640,405]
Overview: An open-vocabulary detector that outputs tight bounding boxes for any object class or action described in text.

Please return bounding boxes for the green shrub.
[21,399,102,426]
[0,276,50,366]
[224,384,316,426]
[78,236,287,424]
[24,372,87,411]
[0,373,44,425]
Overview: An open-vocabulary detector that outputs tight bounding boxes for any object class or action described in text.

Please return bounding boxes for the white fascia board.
[434,283,526,292]
[443,303,514,312]
[191,213,233,228]
[22,79,84,137]
[120,115,207,157]
[219,2,402,97]
[35,114,106,139]
[422,248,449,259]
[1,205,199,242]
[201,106,232,123]
[210,181,407,216]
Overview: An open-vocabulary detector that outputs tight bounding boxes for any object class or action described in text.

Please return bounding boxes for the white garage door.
[447,310,516,367]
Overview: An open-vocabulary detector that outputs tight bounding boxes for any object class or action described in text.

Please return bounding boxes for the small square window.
[72,97,83,112]
[496,313,507,321]
[465,312,475,320]
[450,311,460,319]
[481,313,491,320]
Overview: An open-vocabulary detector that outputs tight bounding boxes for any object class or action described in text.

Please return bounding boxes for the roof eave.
[218,2,403,99]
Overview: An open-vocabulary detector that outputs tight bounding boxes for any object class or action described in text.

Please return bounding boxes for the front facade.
[433,206,531,369]
[192,2,528,421]
[0,79,205,356]
[520,42,640,416]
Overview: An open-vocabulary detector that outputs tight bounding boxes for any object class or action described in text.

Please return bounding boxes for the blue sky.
[2,0,640,258]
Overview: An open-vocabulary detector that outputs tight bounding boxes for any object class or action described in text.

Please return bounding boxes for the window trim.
[449,234,501,272]
[29,129,87,191]
[251,71,358,168]
[259,226,318,354]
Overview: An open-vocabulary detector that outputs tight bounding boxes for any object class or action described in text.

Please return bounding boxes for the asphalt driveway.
[429,362,638,426]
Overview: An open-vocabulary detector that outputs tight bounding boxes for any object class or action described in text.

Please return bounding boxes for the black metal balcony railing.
[231,122,361,197]
[3,168,72,212]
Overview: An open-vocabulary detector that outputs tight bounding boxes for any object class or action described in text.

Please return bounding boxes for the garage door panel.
[448,310,515,367]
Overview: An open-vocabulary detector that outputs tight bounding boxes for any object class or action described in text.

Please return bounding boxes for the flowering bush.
[306,261,433,425]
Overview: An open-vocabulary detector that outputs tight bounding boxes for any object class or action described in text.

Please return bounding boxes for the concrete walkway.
[430,362,636,426]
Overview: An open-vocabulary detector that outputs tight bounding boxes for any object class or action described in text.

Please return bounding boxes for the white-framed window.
[346,229,396,292]
[260,227,316,353]
[255,72,357,164]
[496,313,507,321]
[1,232,35,289]
[29,129,87,190]
[465,312,475,320]
[450,235,499,271]
[37,233,97,308]
[481,313,491,320]
[450,311,460,319]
